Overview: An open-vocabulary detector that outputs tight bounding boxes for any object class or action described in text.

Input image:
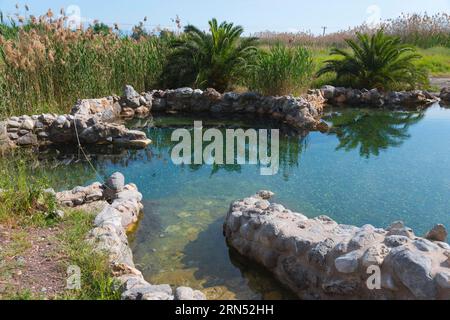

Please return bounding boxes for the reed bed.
[0,10,167,117]
[255,13,450,49]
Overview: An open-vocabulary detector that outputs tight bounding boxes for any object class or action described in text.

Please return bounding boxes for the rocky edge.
[56,172,206,300]
[224,191,450,300]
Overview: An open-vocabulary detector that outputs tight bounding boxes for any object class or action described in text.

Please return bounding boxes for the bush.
[161,18,258,92]
[317,30,428,90]
[246,44,314,95]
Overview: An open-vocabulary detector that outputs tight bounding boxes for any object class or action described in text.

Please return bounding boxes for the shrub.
[247,44,314,96]
[317,30,428,90]
[161,18,258,92]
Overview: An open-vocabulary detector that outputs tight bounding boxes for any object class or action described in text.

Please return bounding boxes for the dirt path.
[0,225,67,299]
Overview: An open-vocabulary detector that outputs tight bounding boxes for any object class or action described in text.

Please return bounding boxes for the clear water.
[28,103,450,299]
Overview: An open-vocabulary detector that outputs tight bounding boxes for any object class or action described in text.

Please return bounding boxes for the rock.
[425,224,448,242]
[413,238,440,252]
[348,226,380,250]
[16,132,38,146]
[257,190,274,200]
[308,238,335,267]
[361,244,390,267]
[121,107,135,118]
[335,250,361,274]
[441,87,450,101]
[175,287,206,300]
[386,221,415,239]
[322,279,359,295]
[134,106,149,117]
[122,283,173,300]
[388,248,437,299]
[436,272,450,289]
[123,85,141,108]
[105,172,125,192]
[384,235,410,248]
[88,225,134,267]
[21,119,35,130]
[321,85,336,100]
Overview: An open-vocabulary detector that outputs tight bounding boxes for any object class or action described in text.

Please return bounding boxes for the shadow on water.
[324,107,425,158]
[181,216,297,300]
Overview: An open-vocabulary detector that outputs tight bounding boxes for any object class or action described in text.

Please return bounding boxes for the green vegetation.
[57,210,120,300]
[317,30,428,90]
[0,10,167,117]
[0,158,57,226]
[246,44,314,96]
[162,18,257,91]
[0,8,449,117]
[324,109,424,158]
[416,47,450,77]
[0,155,119,300]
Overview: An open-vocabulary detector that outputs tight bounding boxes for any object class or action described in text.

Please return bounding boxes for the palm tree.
[317,30,428,90]
[161,19,258,91]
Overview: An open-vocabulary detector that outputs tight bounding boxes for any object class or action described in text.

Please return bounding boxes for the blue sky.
[0,0,449,34]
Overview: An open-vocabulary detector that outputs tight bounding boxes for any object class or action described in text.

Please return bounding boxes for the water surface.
[24,104,450,299]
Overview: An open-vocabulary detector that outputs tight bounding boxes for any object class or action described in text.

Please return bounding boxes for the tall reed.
[255,13,450,49]
[246,44,314,96]
[0,11,168,117]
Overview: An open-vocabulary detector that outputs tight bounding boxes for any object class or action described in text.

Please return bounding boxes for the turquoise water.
[32,103,450,299]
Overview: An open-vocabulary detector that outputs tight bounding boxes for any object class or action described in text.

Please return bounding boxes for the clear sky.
[0,0,449,34]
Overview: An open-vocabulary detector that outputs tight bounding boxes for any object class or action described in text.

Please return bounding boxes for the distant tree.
[91,22,111,35]
[131,22,149,40]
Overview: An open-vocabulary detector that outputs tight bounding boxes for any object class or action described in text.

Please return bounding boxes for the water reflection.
[324,108,425,158]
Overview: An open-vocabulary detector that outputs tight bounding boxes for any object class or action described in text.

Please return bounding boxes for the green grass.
[0,157,57,227]
[416,47,450,77]
[56,210,120,300]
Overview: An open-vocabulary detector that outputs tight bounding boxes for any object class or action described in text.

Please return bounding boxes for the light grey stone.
[335,250,361,274]
[175,287,206,300]
[389,248,437,299]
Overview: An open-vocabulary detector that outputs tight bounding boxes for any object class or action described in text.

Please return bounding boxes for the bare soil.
[0,224,67,299]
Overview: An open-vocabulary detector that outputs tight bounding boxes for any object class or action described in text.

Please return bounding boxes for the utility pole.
[321,26,327,36]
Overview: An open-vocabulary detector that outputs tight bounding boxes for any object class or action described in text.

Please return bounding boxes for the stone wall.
[3,96,151,150]
[224,191,450,300]
[56,172,206,300]
[1,85,327,151]
[3,84,447,152]
[441,87,450,102]
[320,85,441,107]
